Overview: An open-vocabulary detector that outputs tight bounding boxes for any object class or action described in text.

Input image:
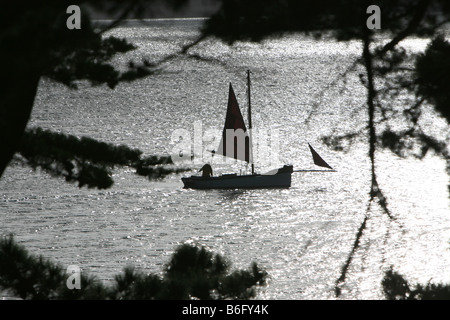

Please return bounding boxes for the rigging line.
[244,59,359,132]
[327,101,367,138]
[304,59,360,128]
[293,169,336,172]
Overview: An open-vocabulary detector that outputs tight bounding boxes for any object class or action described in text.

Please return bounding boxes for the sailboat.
[181,70,334,189]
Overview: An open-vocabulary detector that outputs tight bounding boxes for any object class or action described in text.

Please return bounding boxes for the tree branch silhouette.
[0,0,194,182]
[200,0,450,298]
[16,127,187,189]
[0,235,268,300]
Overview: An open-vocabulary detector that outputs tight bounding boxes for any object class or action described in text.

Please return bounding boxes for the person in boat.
[277,165,293,174]
[199,164,213,177]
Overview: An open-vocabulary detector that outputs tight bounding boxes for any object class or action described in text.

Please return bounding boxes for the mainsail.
[308,143,333,169]
[216,84,252,163]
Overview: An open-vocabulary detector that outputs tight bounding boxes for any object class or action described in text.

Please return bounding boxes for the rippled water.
[1,19,449,299]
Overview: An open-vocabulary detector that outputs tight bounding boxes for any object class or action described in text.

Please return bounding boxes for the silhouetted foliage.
[0,235,268,300]
[0,234,106,299]
[16,127,186,188]
[447,160,450,196]
[382,267,450,300]
[379,129,448,159]
[0,0,190,180]
[201,0,450,297]
[203,0,450,43]
[204,0,450,156]
[415,35,450,123]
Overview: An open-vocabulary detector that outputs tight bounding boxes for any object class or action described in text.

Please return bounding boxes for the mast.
[247,70,255,175]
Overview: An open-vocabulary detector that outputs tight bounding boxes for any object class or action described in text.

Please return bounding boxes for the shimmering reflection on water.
[0,19,449,299]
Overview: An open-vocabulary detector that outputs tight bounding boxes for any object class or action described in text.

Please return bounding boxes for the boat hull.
[182,170,292,189]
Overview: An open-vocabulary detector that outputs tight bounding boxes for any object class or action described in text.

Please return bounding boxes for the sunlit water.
[1,19,449,300]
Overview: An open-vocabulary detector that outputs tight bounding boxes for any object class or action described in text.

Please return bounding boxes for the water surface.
[1,19,449,299]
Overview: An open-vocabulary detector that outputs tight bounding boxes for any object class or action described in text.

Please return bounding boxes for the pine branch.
[0,235,268,300]
[17,127,186,189]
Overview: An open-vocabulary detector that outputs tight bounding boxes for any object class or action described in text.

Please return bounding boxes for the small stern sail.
[308,143,333,170]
